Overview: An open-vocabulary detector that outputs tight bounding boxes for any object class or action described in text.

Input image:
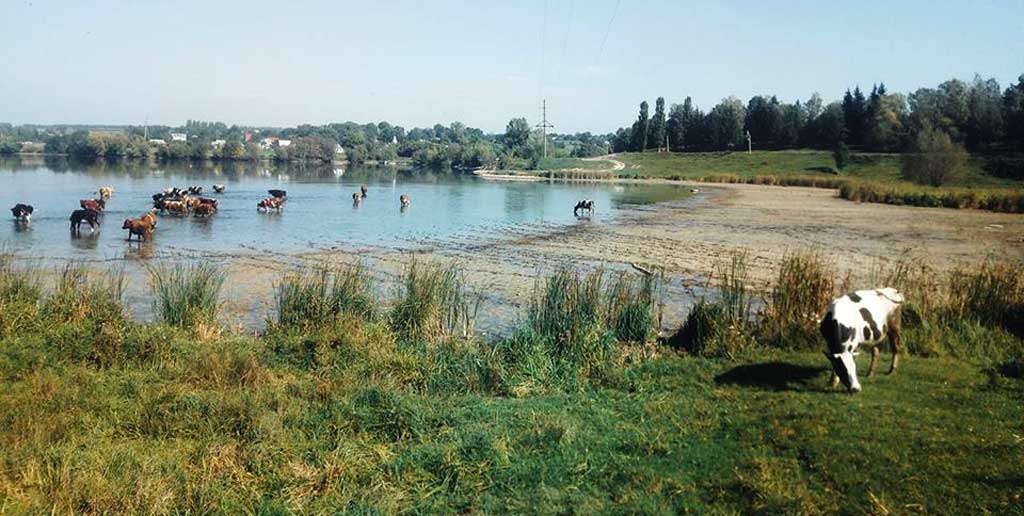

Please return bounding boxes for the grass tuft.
[273,263,375,331]
[758,251,835,349]
[389,262,480,343]
[148,262,225,329]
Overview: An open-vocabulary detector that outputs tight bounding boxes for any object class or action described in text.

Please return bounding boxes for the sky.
[2,0,1023,133]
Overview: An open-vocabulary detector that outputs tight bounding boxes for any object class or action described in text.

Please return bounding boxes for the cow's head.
[824,350,861,393]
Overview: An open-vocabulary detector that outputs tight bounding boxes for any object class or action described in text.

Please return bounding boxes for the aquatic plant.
[148,262,225,329]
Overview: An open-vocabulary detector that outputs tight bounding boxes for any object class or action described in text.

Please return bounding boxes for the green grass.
[619,150,1024,212]
[148,262,226,330]
[0,256,1021,513]
[535,156,610,171]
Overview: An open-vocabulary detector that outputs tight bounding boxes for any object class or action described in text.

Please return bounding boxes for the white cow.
[819,288,905,392]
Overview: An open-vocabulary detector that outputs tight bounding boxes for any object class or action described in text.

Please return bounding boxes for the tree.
[1005,74,1024,150]
[504,118,530,156]
[705,97,745,150]
[744,95,783,148]
[964,75,1004,149]
[630,101,650,152]
[833,141,850,171]
[648,97,667,151]
[901,128,968,186]
[842,87,868,145]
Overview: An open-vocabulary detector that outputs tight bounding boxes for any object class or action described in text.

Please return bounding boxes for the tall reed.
[274,263,375,330]
[604,271,662,343]
[758,251,835,349]
[0,253,43,336]
[148,262,225,329]
[670,253,756,357]
[389,262,480,343]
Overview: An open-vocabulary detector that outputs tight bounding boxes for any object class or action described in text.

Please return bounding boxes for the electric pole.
[536,99,554,159]
[746,130,752,154]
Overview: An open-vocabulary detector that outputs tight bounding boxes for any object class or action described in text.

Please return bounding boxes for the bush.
[832,141,850,171]
[669,254,756,357]
[148,263,225,329]
[901,128,968,186]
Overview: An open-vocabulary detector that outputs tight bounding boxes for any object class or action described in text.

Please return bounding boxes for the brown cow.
[193,204,215,217]
[98,186,114,199]
[141,209,158,228]
[257,197,284,212]
[80,198,105,212]
[122,218,154,241]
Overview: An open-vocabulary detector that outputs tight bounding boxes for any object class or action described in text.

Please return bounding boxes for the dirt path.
[212,183,1023,332]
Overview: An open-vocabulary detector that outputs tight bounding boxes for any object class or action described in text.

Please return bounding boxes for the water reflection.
[70,231,100,250]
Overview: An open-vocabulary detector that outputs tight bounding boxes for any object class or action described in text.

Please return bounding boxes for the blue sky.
[2,0,1022,133]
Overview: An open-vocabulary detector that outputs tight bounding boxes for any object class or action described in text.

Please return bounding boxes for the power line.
[595,0,621,63]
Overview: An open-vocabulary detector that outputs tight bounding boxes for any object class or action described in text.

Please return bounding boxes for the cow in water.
[399,194,411,207]
[352,192,363,204]
[98,186,114,199]
[70,209,100,233]
[361,185,368,198]
[574,199,594,216]
[11,204,33,222]
[258,197,284,212]
[820,288,905,393]
[213,184,226,193]
[268,189,287,199]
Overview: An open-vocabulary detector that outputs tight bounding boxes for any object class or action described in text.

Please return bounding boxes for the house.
[148,139,167,145]
[278,139,292,147]
[170,133,187,142]
[259,136,278,149]
[210,139,226,149]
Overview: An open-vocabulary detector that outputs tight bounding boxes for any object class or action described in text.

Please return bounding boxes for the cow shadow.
[714,361,829,392]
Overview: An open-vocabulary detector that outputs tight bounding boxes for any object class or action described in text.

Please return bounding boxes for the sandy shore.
[206,182,1023,333]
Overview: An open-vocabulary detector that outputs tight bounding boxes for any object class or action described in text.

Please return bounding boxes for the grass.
[273,263,376,331]
[389,261,481,343]
[148,262,225,330]
[618,150,1024,212]
[0,256,1021,513]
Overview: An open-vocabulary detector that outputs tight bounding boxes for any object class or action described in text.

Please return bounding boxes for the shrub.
[148,263,225,329]
[901,128,968,186]
[833,141,850,171]
[669,253,756,358]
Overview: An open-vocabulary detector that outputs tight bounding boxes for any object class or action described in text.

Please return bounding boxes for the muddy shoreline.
[20,182,1024,335]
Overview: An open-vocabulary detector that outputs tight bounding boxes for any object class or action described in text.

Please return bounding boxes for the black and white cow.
[819,287,904,393]
[11,203,33,222]
[574,199,594,217]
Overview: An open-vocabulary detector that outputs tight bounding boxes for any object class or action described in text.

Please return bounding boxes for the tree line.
[612,73,1024,154]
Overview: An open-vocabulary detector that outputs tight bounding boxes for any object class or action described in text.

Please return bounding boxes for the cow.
[399,194,411,207]
[361,185,368,198]
[80,198,106,212]
[820,288,905,393]
[141,209,158,228]
[268,189,287,199]
[198,198,218,210]
[258,197,284,212]
[162,200,189,215]
[11,204,33,222]
[70,209,100,233]
[574,199,594,216]
[98,186,114,199]
[187,186,203,195]
[122,217,154,241]
[193,204,216,217]
[352,192,363,204]
[213,184,226,193]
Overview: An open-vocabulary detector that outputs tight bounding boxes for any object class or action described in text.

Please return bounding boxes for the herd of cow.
[9,183,415,243]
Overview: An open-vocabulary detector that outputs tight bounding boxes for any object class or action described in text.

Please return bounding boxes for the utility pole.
[536,99,554,159]
[746,130,752,154]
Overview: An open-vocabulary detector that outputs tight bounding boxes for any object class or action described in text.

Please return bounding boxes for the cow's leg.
[830,371,839,388]
[887,309,902,374]
[868,345,880,377]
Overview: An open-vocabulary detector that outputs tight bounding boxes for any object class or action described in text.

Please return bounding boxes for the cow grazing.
[70,209,100,233]
[574,199,594,216]
[98,186,114,199]
[399,194,411,207]
[257,197,284,212]
[361,185,368,198]
[268,189,287,199]
[11,204,33,222]
[213,184,226,193]
[820,288,905,393]
[122,218,154,241]
[80,198,106,212]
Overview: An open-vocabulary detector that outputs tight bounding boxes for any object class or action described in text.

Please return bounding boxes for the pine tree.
[630,101,650,152]
[649,97,667,151]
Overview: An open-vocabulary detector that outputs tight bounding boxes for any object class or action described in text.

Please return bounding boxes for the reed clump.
[273,263,376,331]
[0,254,43,336]
[839,181,1024,213]
[758,251,835,350]
[389,262,480,344]
[148,262,225,329]
[670,253,756,358]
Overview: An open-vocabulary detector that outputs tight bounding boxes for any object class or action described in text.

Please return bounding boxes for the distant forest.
[612,73,1024,154]
[2,73,1023,170]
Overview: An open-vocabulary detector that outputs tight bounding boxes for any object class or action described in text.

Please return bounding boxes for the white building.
[170,133,187,142]
[148,139,167,145]
[210,139,226,148]
[278,139,292,147]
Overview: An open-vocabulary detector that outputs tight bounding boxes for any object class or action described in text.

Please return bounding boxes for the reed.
[274,263,375,330]
[148,262,225,329]
[389,262,480,343]
[758,251,835,349]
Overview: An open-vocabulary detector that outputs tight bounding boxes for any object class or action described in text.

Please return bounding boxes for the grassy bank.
[0,255,1021,513]
[617,151,1024,213]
